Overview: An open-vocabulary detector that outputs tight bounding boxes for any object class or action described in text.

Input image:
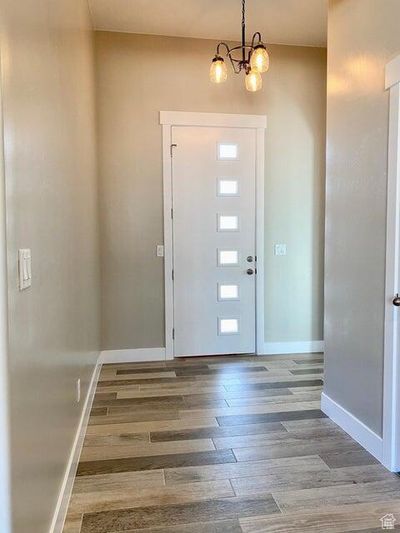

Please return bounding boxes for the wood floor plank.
[213,427,352,450]
[85,418,219,436]
[224,379,323,392]
[122,518,243,532]
[139,375,323,390]
[294,358,324,365]
[118,387,294,400]
[73,470,165,494]
[225,391,321,407]
[98,377,197,387]
[107,405,187,415]
[150,421,286,443]
[93,395,185,408]
[216,408,327,426]
[80,438,216,461]
[179,401,322,420]
[174,367,269,377]
[94,392,117,400]
[182,397,229,409]
[69,479,234,514]
[231,464,392,496]
[233,439,362,462]
[239,500,400,533]
[281,417,338,431]
[319,448,379,468]
[99,371,177,382]
[116,365,208,375]
[90,407,108,416]
[289,368,324,375]
[88,411,180,426]
[164,455,329,486]
[77,449,237,476]
[84,433,150,447]
[273,478,400,513]
[80,495,280,532]
[288,385,323,394]
[138,382,229,392]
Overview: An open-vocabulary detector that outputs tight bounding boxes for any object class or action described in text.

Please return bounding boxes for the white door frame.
[0,51,12,531]
[160,111,266,360]
[383,54,400,472]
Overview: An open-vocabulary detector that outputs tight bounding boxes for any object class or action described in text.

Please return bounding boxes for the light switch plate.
[274,244,287,256]
[18,248,32,290]
[156,245,164,257]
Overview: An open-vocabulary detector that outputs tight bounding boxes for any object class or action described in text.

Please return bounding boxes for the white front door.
[172,126,257,357]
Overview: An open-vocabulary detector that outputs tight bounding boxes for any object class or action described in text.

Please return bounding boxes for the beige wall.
[325,0,400,435]
[96,32,327,350]
[0,1,100,532]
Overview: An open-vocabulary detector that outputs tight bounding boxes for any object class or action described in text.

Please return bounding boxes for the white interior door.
[172,126,256,357]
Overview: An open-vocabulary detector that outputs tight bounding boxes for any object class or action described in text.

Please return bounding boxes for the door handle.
[246,268,254,275]
[393,294,400,306]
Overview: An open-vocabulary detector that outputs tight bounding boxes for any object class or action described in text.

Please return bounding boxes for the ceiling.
[88,0,328,48]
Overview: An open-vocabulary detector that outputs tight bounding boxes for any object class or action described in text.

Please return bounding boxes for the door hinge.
[172,269,174,281]
[170,143,177,157]
[172,328,175,340]
[171,208,174,219]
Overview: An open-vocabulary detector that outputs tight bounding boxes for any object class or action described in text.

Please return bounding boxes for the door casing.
[383,54,400,472]
[160,111,266,360]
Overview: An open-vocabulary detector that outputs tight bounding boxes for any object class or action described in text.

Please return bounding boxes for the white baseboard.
[321,392,383,463]
[100,347,166,364]
[49,357,102,533]
[263,340,324,355]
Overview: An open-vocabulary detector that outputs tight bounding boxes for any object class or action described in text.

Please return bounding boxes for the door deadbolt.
[247,256,253,263]
[393,293,400,306]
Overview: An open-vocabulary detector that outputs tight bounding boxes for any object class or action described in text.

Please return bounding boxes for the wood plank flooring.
[63,353,400,533]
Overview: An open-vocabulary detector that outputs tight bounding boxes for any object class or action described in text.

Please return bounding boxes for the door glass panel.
[218,214,239,232]
[218,143,238,160]
[218,250,239,266]
[217,178,239,196]
[218,284,239,300]
[219,318,239,334]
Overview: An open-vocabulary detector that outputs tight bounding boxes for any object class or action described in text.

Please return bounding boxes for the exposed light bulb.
[245,69,262,92]
[250,44,270,73]
[209,56,228,84]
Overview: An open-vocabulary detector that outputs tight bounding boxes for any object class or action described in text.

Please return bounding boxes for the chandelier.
[209,0,270,92]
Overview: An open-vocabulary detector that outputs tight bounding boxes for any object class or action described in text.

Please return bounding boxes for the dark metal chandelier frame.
[213,0,265,75]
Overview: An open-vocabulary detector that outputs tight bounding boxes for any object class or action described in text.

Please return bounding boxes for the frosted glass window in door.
[218,250,239,266]
[218,284,239,301]
[218,318,239,335]
[218,214,239,232]
[217,179,239,196]
[218,143,238,160]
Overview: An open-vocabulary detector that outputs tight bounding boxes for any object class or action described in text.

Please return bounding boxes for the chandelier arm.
[251,31,262,48]
[216,42,244,73]
[248,32,263,64]
[216,41,231,57]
